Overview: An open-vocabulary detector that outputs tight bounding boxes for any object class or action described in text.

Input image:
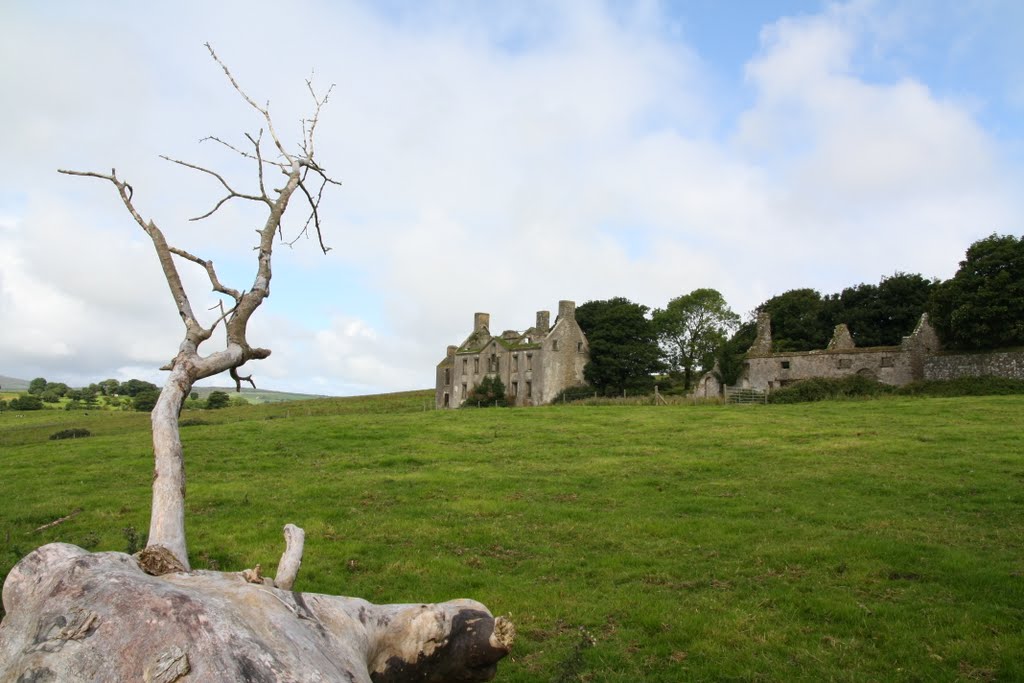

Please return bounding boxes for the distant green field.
[2,393,1022,681]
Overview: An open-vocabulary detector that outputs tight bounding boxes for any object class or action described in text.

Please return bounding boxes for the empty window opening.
[512,381,519,397]
[488,354,498,373]
[780,361,791,370]
[880,356,894,368]
[444,368,451,384]
[527,354,533,371]
[552,340,559,351]
[461,383,467,396]
[837,358,852,369]
[474,357,480,374]
[462,358,468,374]
[526,381,532,398]
[443,393,450,408]
[577,341,583,352]
[512,355,519,372]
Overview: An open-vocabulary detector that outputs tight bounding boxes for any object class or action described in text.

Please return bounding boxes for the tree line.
[0,377,243,412]
[576,233,1024,395]
[0,378,162,412]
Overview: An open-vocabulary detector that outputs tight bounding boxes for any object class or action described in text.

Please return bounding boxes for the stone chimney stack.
[558,300,576,321]
[748,312,773,355]
[446,345,457,359]
[536,310,550,332]
[474,312,490,332]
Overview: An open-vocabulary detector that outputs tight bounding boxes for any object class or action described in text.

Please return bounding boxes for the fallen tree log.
[0,543,513,682]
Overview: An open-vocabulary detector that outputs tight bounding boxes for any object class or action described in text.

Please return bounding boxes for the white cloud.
[731,4,1020,289]
[1,1,1021,394]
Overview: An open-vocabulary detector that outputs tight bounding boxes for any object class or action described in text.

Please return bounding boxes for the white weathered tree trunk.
[148,364,193,568]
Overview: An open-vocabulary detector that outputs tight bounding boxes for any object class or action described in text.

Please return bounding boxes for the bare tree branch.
[302,78,335,161]
[30,508,83,534]
[246,130,268,199]
[205,42,290,162]
[230,366,256,392]
[57,168,209,346]
[167,247,242,302]
[160,155,270,220]
[292,175,331,254]
[199,134,288,169]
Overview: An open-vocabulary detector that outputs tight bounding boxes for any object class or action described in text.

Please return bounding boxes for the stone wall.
[924,350,1024,381]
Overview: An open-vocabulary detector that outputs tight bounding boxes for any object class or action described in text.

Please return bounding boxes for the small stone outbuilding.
[436,300,589,408]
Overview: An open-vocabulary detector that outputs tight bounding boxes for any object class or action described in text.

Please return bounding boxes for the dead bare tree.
[4,45,516,679]
[1,46,515,683]
[59,44,339,570]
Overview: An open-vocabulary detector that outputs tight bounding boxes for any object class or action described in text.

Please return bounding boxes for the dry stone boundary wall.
[924,350,1024,381]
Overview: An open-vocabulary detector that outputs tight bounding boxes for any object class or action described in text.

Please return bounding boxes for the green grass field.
[2,392,1022,681]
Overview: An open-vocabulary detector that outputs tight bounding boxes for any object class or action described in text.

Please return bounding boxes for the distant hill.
[0,375,29,392]
[187,386,330,404]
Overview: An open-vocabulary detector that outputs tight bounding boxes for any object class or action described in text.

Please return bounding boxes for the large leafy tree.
[929,233,1024,349]
[827,273,935,347]
[576,297,662,395]
[715,320,758,386]
[652,288,739,390]
[757,288,831,351]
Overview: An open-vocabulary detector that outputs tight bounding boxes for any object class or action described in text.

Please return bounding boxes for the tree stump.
[0,544,513,682]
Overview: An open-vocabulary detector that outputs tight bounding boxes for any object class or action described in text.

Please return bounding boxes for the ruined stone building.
[693,312,942,397]
[435,300,589,408]
[693,310,1024,398]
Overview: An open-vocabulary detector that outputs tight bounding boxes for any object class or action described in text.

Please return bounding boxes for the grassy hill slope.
[2,393,1022,681]
[190,386,333,403]
[0,375,29,392]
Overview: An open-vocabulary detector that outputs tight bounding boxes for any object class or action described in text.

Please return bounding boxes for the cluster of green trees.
[741,271,936,352]
[578,234,1024,395]
[576,292,739,396]
[1,377,163,412]
[929,234,1024,350]
[1,379,247,412]
[741,234,1024,353]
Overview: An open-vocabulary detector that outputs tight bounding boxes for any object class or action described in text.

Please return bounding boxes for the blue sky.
[1,0,1022,395]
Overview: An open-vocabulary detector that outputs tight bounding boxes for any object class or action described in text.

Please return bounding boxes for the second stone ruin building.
[436,300,589,408]
[693,312,942,397]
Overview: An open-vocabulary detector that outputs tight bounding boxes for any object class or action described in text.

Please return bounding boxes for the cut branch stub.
[274,523,305,591]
